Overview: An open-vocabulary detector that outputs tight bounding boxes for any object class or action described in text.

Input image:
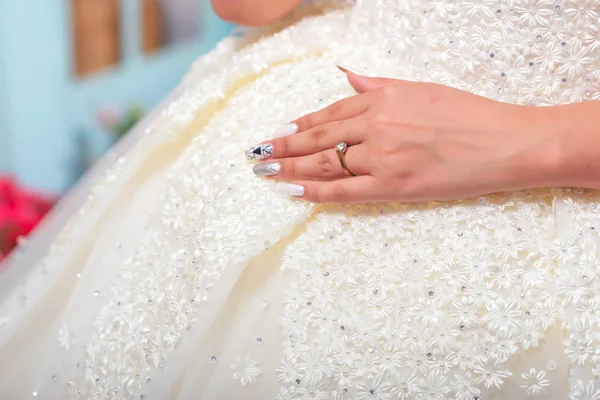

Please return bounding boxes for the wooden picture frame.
[72,0,121,76]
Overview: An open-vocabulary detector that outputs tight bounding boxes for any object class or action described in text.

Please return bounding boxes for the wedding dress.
[1,0,600,398]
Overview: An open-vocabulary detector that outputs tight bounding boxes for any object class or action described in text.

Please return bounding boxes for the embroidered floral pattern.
[520,368,550,396]
[276,189,600,398]
[231,355,261,386]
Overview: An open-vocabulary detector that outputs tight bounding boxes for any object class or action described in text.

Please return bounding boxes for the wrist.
[540,102,600,189]
[499,104,564,191]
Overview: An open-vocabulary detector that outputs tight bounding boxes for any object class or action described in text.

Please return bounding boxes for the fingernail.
[272,123,298,138]
[277,183,304,197]
[246,143,273,160]
[336,63,360,75]
[253,161,281,176]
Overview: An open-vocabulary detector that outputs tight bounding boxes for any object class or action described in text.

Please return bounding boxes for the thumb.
[337,65,398,93]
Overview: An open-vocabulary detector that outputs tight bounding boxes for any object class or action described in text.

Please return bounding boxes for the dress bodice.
[344,0,600,105]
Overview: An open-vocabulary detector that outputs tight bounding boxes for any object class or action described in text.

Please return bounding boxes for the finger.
[337,65,405,94]
[292,92,371,133]
[255,145,369,180]
[246,116,367,161]
[280,145,368,180]
[273,117,367,159]
[346,73,400,93]
[277,176,382,204]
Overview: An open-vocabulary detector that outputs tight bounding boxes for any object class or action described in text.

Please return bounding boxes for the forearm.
[512,101,600,190]
[211,0,302,26]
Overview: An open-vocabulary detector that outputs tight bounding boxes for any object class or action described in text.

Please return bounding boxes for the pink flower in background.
[96,105,144,140]
[0,175,55,263]
[96,107,122,129]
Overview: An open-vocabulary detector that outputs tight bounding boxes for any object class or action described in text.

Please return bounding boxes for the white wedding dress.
[1,0,600,398]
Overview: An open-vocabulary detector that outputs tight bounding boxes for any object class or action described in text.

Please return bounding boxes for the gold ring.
[335,142,356,177]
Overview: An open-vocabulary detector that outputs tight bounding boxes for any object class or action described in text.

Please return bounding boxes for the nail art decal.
[246,143,273,160]
[253,161,281,176]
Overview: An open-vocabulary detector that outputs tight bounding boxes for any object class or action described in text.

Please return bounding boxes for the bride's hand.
[247,69,560,203]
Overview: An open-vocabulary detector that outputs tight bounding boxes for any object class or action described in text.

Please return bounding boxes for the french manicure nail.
[253,161,281,176]
[277,183,304,197]
[246,143,273,160]
[272,123,298,138]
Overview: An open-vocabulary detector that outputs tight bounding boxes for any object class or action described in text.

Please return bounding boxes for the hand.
[247,68,559,203]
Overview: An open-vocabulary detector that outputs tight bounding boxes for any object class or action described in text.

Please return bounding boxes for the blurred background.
[0,0,233,259]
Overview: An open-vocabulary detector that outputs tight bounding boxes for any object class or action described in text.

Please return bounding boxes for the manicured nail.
[246,143,273,160]
[336,63,360,75]
[273,123,298,138]
[253,161,281,176]
[277,183,304,197]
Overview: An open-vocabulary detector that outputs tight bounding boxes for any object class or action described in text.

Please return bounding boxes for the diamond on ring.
[335,141,355,176]
[335,142,348,153]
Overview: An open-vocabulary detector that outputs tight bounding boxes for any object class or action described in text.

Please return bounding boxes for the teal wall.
[0,0,13,172]
[1,0,72,191]
[0,0,233,193]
